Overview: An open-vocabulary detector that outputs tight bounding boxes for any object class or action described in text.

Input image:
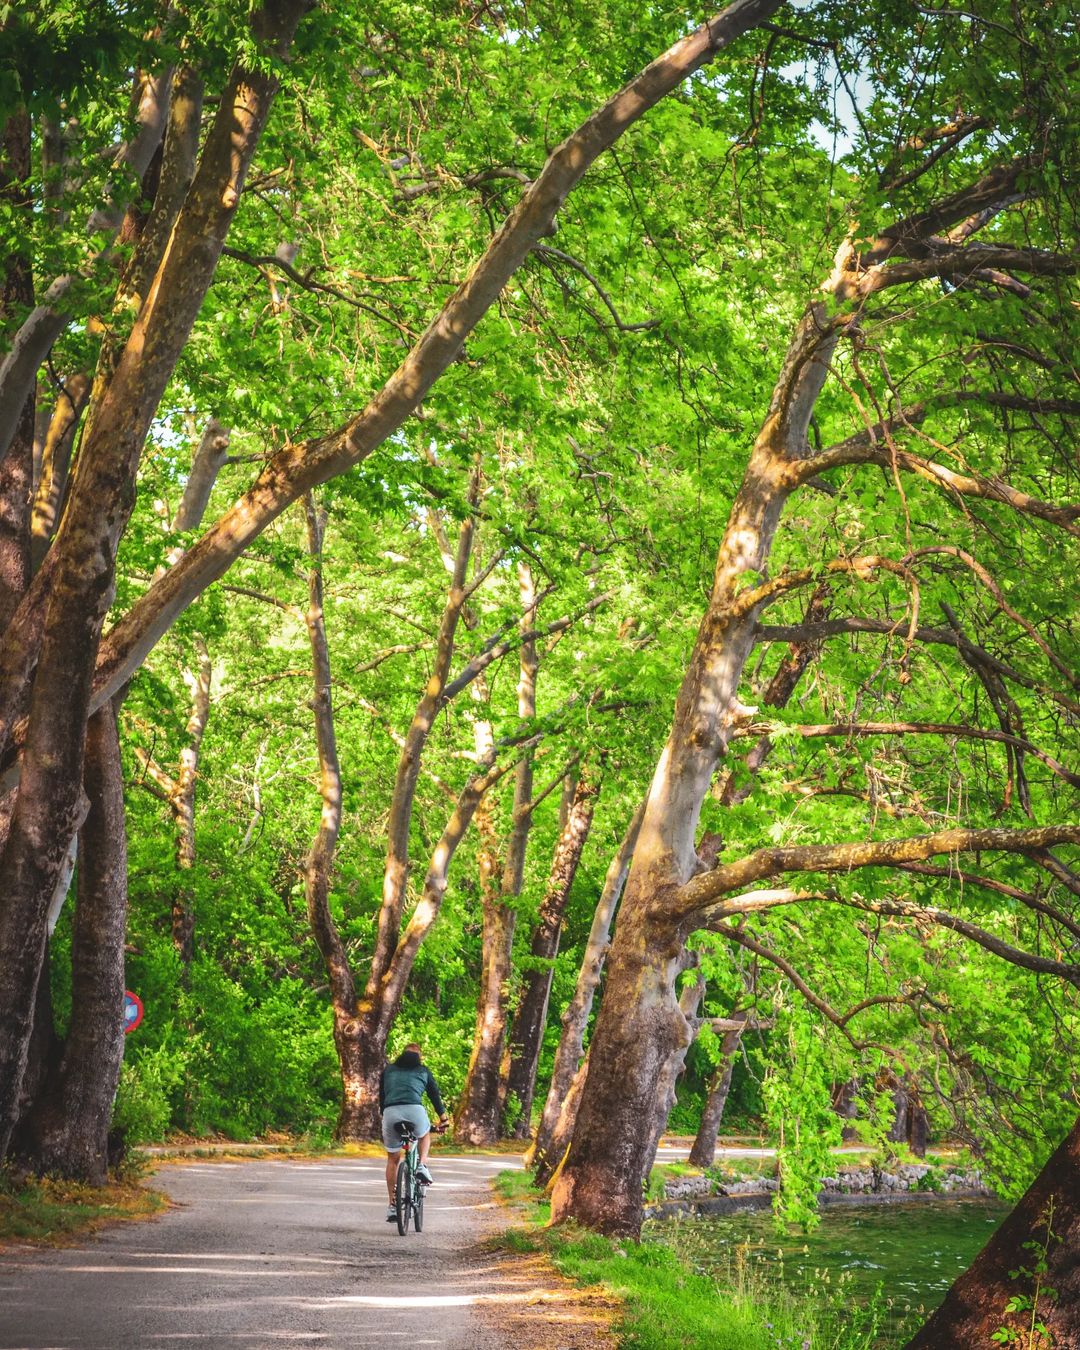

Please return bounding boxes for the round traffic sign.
[123,991,144,1034]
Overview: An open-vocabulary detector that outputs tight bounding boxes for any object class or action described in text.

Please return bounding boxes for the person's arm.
[425,1068,448,1120]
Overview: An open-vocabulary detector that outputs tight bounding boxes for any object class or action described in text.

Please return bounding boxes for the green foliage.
[762,1012,843,1233]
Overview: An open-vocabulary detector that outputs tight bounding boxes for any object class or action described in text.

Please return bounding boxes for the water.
[648,1197,1008,1342]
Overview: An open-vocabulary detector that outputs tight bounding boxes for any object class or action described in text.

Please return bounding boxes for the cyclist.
[380,1041,450,1223]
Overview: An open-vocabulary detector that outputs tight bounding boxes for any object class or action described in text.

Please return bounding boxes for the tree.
[552,2,1080,1237]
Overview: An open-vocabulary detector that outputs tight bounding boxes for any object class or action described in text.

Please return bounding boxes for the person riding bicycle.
[380,1041,450,1223]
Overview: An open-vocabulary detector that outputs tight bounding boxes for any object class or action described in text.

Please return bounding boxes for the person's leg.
[418,1130,432,1165]
[386,1150,400,1204]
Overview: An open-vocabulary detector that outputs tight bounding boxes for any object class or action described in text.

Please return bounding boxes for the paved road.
[0,1155,534,1350]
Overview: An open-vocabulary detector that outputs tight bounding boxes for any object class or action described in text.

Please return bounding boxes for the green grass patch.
[494,1171,892,1349]
[0,1171,167,1247]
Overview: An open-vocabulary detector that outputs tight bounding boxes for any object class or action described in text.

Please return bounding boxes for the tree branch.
[679,824,1080,915]
[731,719,1080,790]
[87,0,784,710]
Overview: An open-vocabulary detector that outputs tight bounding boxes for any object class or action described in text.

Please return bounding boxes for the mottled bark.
[529,801,644,1177]
[456,563,538,1146]
[905,1114,1080,1348]
[0,1,310,1158]
[504,770,599,1137]
[688,1012,747,1168]
[16,706,127,1184]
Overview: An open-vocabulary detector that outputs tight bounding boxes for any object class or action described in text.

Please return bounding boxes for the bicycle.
[392,1120,447,1236]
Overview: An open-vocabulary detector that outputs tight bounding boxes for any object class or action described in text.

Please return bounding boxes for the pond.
[647,1196,1009,1345]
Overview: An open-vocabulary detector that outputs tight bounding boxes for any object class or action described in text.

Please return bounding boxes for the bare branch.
[731,720,1080,790]
[441,589,614,705]
[718,924,906,1053]
[753,616,1080,719]
[535,245,660,332]
[679,824,1080,915]
[704,887,1080,985]
[893,860,1080,943]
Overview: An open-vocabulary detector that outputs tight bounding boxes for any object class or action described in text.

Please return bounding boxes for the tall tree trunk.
[332,481,538,1140]
[503,769,599,1138]
[905,1114,1080,1348]
[296,494,363,1140]
[16,705,127,1184]
[0,0,310,1160]
[456,563,538,1146]
[529,801,644,1177]
[688,1012,747,1168]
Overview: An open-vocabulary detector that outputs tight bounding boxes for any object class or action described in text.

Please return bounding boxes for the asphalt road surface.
[0,1155,541,1350]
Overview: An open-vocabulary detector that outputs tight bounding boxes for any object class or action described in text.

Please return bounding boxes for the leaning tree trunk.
[455,564,539,1146]
[688,1012,747,1168]
[528,801,643,1176]
[16,705,127,1184]
[551,267,840,1236]
[550,889,695,1233]
[905,1114,1080,1348]
[503,770,599,1137]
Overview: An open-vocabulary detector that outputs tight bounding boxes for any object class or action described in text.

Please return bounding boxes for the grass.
[494,1171,892,1350]
[0,1170,167,1247]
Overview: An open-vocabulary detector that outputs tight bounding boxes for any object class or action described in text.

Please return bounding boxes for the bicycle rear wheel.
[414,1177,424,1232]
[395,1154,411,1235]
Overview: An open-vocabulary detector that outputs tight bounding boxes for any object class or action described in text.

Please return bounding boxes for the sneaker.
[417,1164,433,1185]
[386,1205,397,1222]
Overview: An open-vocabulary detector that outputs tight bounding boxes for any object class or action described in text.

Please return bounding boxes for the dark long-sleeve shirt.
[379,1061,446,1116]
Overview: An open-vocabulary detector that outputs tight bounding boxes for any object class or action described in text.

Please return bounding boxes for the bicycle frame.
[392,1123,425,1236]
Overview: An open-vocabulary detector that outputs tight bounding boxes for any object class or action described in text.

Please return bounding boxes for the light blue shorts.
[382,1104,430,1152]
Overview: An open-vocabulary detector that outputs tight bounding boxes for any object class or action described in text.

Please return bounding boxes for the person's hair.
[394,1042,422,1068]
[404,1041,421,1054]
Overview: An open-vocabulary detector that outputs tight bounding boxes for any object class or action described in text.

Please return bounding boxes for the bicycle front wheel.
[395,1156,411,1235]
